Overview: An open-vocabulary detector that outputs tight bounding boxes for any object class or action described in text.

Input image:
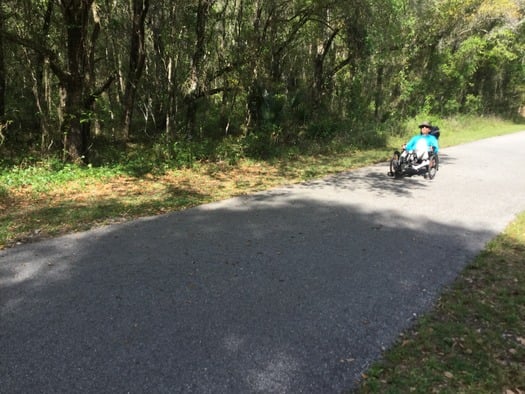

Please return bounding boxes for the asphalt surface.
[2,131,525,393]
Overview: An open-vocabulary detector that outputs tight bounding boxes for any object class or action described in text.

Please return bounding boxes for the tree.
[184,0,211,136]
[0,1,5,119]
[0,0,523,161]
[122,0,149,140]
[57,0,116,162]
[31,0,54,151]
[1,0,116,161]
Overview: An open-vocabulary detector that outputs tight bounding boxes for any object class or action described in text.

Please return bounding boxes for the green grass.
[389,115,525,150]
[356,212,525,393]
[0,160,120,193]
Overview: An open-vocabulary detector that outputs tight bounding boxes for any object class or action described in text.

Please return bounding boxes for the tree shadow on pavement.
[1,184,494,393]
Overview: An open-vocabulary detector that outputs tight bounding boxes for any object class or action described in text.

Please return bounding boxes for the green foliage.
[1,0,524,164]
[442,36,486,81]
[464,94,483,115]
[305,119,340,140]
[243,126,284,159]
[0,159,118,192]
[213,135,246,165]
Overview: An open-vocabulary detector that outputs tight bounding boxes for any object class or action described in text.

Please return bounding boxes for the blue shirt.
[405,134,439,153]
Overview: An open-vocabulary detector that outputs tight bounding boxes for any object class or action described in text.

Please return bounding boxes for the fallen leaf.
[444,371,454,379]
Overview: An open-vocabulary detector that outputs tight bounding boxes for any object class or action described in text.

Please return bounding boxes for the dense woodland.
[0,0,524,164]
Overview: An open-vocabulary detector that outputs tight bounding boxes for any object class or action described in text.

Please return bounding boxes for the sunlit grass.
[388,115,525,151]
[438,116,524,148]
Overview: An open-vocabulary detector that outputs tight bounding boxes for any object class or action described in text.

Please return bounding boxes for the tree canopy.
[0,0,524,163]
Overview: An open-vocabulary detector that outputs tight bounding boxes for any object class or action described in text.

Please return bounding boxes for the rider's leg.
[412,150,430,170]
[415,150,428,161]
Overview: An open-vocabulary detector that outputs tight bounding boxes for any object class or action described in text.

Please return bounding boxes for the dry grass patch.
[0,159,306,249]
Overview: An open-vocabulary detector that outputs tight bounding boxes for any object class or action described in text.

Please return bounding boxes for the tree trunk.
[245,0,263,130]
[313,29,339,111]
[123,0,149,140]
[33,0,54,152]
[374,65,384,121]
[185,0,213,138]
[57,0,115,163]
[59,0,93,162]
[61,77,84,161]
[0,2,5,119]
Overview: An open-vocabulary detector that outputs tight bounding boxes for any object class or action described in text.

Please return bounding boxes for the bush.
[212,136,246,165]
[305,119,339,140]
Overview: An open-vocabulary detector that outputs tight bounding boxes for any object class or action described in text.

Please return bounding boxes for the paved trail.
[2,132,525,393]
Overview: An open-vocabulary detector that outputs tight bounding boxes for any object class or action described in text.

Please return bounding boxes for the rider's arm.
[430,136,439,153]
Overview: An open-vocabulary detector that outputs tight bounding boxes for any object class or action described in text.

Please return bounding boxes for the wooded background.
[0,0,524,163]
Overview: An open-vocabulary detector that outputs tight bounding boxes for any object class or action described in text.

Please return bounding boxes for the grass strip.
[1,116,523,249]
[356,212,525,393]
